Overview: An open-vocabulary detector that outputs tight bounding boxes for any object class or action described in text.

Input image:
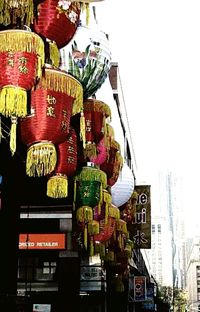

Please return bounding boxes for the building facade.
[186,236,200,312]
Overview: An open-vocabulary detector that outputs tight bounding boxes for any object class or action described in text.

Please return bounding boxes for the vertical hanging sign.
[127,185,151,249]
[129,275,147,302]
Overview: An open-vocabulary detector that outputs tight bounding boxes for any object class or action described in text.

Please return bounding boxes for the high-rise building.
[186,236,200,312]
[146,172,186,290]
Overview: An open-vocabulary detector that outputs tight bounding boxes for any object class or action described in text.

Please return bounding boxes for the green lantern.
[74,162,107,209]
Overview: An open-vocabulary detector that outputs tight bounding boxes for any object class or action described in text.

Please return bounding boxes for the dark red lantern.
[47,127,77,198]
[101,139,123,187]
[83,99,111,160]
[33,0,81,49]
[107,150,123,187]
[19,66,83,177]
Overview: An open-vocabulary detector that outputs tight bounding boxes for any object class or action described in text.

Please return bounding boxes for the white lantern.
[59,23,111,99]
[111,163,135,208]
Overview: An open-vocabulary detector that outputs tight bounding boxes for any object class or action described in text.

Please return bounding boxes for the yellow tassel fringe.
[89,239,94,257]
[103,190,112,224]
[47,175,68,198]
[83,99,111,118]
[0,30,44,65]
[76,206,93,223]
[84,226,88,250]
[48,41,60,68]
[80,111,86,148]
[75,166,107,189]
[84,142,97,159]
[88,220,99,235]
[0,86,27,118]
[26,142,57,177]
[0,0,34,26]
[109,205,120,220]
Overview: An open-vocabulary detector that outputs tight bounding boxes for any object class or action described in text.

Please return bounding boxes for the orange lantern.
[19,67,83,177]
[33,0,81,49]
[47,127,77,198]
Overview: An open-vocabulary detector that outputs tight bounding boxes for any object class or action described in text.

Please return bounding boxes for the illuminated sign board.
[19,233,65,250]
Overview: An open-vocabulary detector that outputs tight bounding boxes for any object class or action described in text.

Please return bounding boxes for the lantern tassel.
[73,180,77,211]
[80,111,86,148]
[48,41,60,68]
[0,116,2,143]
[26,142,57,177]
[0,86,27,118]
[0,0,34,26]
[10,116,17,156]
[104,191,111,224]
[90,239,94,257]
[84,226,88,250]
[47,175,68,198]
[84,142,97,159]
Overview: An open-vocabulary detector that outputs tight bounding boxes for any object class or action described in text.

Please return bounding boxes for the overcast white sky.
[95,0,200,236]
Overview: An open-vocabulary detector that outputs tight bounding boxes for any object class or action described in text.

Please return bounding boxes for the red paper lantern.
[0,31,44,103]
[107,151,123,187]
[0,29,45,154]
[101,139,123,187]
[83,99,111,160]
[19,66,83,177]
[33,0,81,48]
[93,216,116,243]
[47,127,77,198]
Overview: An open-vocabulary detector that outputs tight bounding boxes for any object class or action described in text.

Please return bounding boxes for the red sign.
[19,234,65,250]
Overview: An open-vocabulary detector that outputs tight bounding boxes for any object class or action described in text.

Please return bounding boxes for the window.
[36,261,56,281]
[18,256,57,282]
[157,224,161,233]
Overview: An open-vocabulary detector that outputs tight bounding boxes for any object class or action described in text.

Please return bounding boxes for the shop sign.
[143,283,155,310]
[80,266,106,291]
[19,233,65,250]
[127,185,151,249]
[129,275,146,302]
[33,304,51,312]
